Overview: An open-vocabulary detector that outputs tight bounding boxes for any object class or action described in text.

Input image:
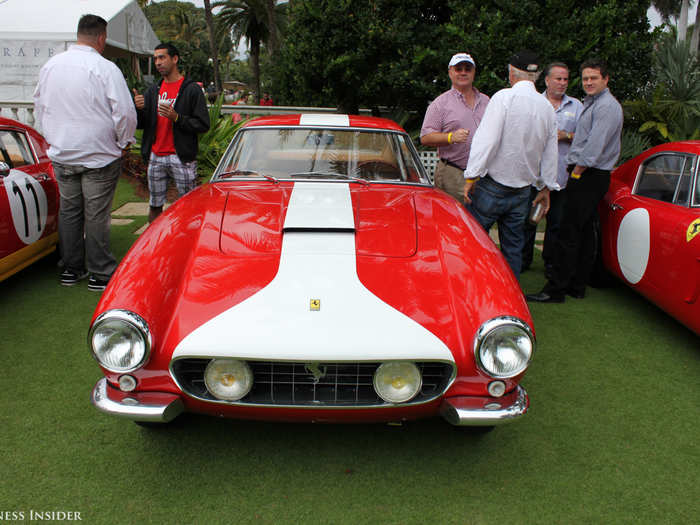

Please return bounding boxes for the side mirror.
[0,161,10,177]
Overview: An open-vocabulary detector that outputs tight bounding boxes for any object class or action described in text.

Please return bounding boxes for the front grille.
[171,359,455,407]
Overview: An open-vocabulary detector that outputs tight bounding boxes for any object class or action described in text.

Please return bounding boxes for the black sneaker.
[88,275,110,292]
[60,269,89,286]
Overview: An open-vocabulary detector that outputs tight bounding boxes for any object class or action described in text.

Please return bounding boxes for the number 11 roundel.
[3,170,48,245]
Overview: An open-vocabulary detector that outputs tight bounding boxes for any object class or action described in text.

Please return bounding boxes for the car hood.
[219,182,417,258]
[96,182,530,373]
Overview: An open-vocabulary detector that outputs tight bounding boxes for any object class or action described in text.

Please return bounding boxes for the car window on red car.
[673,155,696,205]
[0,130,35,168]
[634,153,693,205]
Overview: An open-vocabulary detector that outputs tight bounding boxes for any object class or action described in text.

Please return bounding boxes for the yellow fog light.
[204,359,253,401]
[373,362,422,403]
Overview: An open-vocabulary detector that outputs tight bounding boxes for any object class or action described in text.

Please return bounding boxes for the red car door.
[605,151,700,332]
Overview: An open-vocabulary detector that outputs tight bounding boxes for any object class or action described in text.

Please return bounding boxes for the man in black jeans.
[527,58,623,303]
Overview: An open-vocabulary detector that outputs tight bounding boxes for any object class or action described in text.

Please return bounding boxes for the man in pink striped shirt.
[420,53,489,206]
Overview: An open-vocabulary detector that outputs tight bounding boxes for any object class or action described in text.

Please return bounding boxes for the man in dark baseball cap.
[462,50,560,278]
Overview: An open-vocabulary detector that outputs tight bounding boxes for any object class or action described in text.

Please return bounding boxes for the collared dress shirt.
[420,87,489,170]
[566,88,623,171]
[464,81,559,191]
[34,44,137,168]
[546,93,583,188]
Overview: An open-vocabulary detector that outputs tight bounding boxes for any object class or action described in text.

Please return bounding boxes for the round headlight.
[204,359,253,401]
[373,362,422,404]
[475,317,534,378]
[89,310,151,373]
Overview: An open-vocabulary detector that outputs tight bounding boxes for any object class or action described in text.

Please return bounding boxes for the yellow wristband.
[174,112,179,122]
[571,171,581,179]
[465,176,479,183]
[447,132,453,144]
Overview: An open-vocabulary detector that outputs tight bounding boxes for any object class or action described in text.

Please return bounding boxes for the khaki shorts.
[433,160,466,206]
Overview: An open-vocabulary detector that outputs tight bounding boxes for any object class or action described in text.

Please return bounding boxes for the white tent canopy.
[0,0,159,101]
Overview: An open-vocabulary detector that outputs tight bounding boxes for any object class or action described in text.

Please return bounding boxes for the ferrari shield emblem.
[687,218,700,242]
[310,299,320,311]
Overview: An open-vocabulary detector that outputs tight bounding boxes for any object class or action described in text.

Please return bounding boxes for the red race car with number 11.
[90,114,535,429]
[0,116,58,282]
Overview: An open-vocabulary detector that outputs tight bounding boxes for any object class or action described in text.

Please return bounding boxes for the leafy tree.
[272,0,450,122]
[273,0,656,128]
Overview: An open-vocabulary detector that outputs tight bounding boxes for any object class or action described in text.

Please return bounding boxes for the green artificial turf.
[0,194,698,524]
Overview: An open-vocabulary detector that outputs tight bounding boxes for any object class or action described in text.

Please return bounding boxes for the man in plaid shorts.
[133,43,210,223]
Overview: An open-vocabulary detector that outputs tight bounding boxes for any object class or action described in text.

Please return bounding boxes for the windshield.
[213,127,429,184]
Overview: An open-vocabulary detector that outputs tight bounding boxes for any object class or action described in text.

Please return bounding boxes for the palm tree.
[214,0,287,103]
[203,0,222,92]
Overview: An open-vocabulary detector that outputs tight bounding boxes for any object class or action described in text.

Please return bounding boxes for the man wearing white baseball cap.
[420,52,489,206]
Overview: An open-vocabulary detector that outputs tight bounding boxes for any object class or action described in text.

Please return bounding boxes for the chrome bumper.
[439,385,529,426]
[91,378,184,423]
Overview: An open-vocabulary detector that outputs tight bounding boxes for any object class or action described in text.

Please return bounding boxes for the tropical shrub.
[624,38,700,144]
[197,95,245,178]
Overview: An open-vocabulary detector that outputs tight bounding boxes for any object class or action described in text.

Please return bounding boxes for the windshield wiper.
[289,172,369,186]
[217,170,279,184]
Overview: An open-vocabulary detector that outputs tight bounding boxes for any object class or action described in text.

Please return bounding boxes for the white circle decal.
[616,208,649,285]
[3,169,48,245]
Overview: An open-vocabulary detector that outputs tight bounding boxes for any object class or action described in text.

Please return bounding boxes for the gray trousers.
[53,158,121,280]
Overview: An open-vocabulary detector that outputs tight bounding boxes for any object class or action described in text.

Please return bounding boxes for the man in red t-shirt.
[133,43,209,222]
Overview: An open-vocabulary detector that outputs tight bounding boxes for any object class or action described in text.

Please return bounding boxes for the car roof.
[241,114,406,132]
[646,140,700,155]
[0,116,34,132]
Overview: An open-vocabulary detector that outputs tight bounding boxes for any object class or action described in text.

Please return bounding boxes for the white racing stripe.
[299,114,350,127]
[174,183,454,362]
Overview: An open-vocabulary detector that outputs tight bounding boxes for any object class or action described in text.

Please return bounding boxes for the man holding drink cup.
[133,43,210,223]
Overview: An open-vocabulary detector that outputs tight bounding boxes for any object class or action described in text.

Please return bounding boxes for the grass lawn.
[0,178,698,524]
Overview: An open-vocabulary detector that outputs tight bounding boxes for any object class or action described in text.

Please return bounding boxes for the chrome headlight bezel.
[474,317,535,379]
[89,309,152,373]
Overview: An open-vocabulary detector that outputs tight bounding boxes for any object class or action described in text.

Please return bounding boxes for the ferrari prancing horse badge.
[687,218,700,242]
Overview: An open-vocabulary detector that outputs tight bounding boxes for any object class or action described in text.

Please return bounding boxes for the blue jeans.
[468,175,530,279]
[53,159,121,280]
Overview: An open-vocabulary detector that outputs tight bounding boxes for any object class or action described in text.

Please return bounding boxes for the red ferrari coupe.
[598,141,700,335]
[0,116,58,282]
[90,114,535,428]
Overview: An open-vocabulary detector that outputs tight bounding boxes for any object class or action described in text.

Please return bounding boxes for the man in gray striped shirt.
[527,58,623,303]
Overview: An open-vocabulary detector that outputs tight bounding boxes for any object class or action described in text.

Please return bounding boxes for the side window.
[0,130,36,168]
[674,155,696,205]
[634,154,687,204]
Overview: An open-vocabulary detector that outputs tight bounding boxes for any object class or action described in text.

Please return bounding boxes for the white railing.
[0,103,36,127]
[418,150,438,180]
